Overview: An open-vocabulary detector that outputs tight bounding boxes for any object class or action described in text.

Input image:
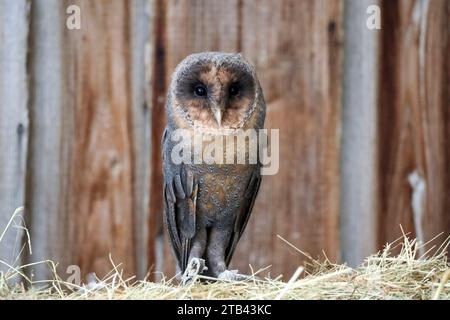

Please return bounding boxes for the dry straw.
[1,208,449,300]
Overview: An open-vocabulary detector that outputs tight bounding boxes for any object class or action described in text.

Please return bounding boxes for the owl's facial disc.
[174,62,255,129]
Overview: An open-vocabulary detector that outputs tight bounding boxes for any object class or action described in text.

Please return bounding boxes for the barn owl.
[162,52,266,282]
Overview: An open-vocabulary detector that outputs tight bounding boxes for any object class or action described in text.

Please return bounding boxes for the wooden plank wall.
[25,0,150,280]
[0,0,448,282]
[340,0,380,267]
[0,0,29,274]
[377,0,450,253]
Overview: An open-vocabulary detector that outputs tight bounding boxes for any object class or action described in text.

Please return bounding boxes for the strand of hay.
[1,232,448,300]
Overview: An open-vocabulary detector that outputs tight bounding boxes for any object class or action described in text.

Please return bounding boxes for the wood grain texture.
[25,0,67,280]
[0,0,30,274]
[340,0,380,266]
[64,0,136,279]
[130,0,152,280]
[26,0,150,280]
[148,0,169,280]
[234,0,343,278]
[378,0,450,252]
[154,0,344,279]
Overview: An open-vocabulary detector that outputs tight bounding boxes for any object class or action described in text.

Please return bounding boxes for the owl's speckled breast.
[186,163,256,226]
[163,124,260,227]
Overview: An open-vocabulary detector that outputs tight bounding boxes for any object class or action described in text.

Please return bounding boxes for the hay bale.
[1,234,448,300]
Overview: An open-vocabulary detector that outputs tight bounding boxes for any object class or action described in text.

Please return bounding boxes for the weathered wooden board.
[130,0,152,280]
[340,0,381,266]
[25,0,66,280]
[26,0,150,280]
[147,0,169,280]
[152,0,344,279]
[377,0,450,253]
[0,0,30,274]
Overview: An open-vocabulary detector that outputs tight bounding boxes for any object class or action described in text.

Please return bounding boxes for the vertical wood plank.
[148,0,169,279]
[130,0,152,280]
[418,0,450,250]
[64,0,136,279]
[378,0,450,252]
[340,0,380,266]
[0,0,30,273]
[26,0,145,280]
[25,0,67,280]
[444,2,450,250]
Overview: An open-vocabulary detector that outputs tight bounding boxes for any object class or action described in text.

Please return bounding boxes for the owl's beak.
[212,107,223,127]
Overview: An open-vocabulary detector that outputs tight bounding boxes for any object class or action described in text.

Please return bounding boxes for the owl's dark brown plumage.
[162,52,266,279]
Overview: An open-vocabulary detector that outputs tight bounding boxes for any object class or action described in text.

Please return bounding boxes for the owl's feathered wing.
[162,127,261,273]
[162,128,198,273]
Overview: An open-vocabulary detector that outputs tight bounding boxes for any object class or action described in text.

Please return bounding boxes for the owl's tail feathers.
[181,238,191,272]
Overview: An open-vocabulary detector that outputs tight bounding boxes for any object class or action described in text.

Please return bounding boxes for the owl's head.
[168,52,262,131]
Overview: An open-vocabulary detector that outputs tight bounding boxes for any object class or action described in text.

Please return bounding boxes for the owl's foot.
[217,270,255,282]
[181,258,207,285]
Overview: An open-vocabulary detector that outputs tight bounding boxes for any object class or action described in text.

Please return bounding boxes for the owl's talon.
[218,270,254,282]
[181,258,207,285]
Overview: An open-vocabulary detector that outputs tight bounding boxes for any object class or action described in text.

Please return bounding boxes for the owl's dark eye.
[194,84,207,97]
[229,83,240,97]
